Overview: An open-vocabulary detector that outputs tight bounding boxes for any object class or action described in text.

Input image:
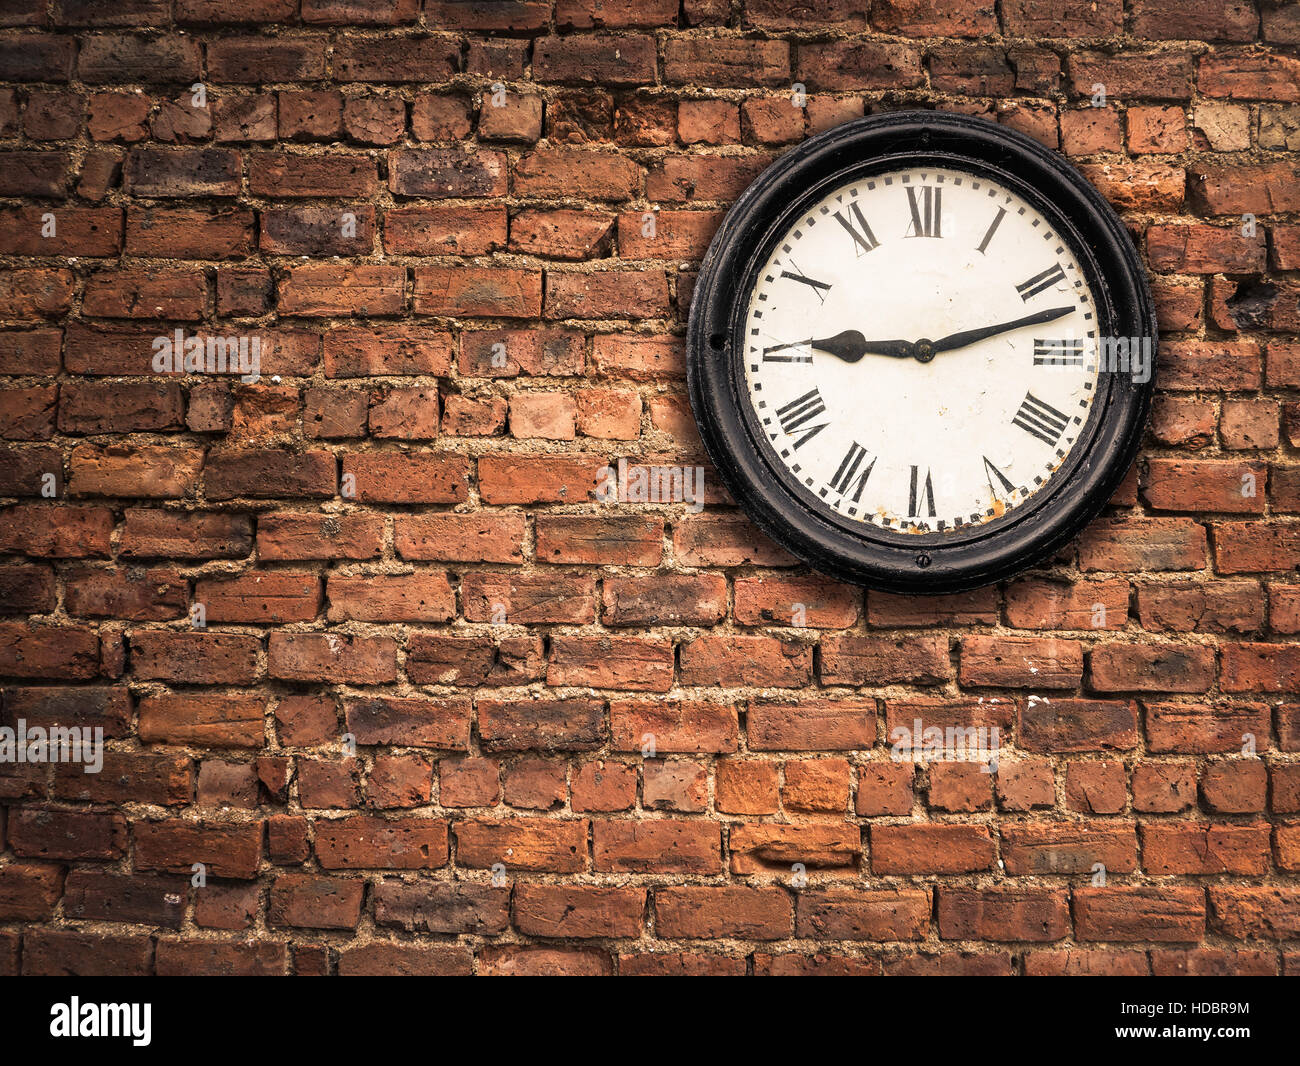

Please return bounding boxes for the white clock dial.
[742,166,1101,535]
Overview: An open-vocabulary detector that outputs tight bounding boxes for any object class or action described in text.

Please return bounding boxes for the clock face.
[687,112,1156,593]
[742,166,1101,535]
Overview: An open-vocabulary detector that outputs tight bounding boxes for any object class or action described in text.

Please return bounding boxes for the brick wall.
[0,0,1297,977]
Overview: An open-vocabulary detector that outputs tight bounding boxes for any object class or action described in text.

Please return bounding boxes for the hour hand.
[810,330,914,362]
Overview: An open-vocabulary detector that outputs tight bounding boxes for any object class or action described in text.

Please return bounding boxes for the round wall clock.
[686,111,1157,594]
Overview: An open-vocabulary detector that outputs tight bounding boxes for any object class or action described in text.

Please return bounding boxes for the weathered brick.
[1073,887,1205,942]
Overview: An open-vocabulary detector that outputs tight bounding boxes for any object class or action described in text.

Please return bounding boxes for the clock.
[686,111,1156,594]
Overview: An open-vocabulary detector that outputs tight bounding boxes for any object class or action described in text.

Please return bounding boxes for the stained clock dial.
[742,166,1101,534]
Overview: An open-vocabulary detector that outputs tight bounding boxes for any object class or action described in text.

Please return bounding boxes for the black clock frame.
[686,111,1156,595]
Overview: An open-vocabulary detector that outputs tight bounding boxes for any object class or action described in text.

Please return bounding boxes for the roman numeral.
[780,269,831,303]
[905,185,942,238]
[762,339,813,363]
[976,206,1006,254]
[1033,338,1085,366]
[833,202,880,255]
[1012,391,1070,446]
[983,455,1016,497]
[1017,263,1067,301]
[908,465,936,518]
[829,441,875,503]
[776,388,829,449]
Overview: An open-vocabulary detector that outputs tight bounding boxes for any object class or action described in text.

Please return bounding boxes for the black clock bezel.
[731,154,1111,550]
[686,111,1156,595]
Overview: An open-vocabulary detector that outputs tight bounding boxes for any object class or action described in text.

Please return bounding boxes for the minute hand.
[930,305,1076,354]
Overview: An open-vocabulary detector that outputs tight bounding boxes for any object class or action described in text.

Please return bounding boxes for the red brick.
[455,817,587,872]
[681,633,812,688]
[279,263,404,316]
[571,759,636,812]
[873,0,992,34]
[928,762,993,813]
[130,631,260,684]
[1143,822,1270,875]
[549,635,674,691]
[1201,759,1268,812]
[406,634,543,688]
[746,699,876,752]
[534,35,656,86]
[344,696,470,750]
[337,942,470,976]
[124,147,240,197]
[326,572,454,623]
[208,38,323,83]
[133,819,260,879]
[1004,577,1128,630]
[1137,580,1264,633]
[388,146,506,198]
[1001,822,1137,875]
[1074,887,1205,942]
[1200,53,1300,102]
[62,869,184,928]
[515,147,642,201]
[0,153,70,199]
[959,635,1083,688]
[1189,160,1300,215]
[1152,948,1278,976]
[997,760,1056,812]
[1025,948,1149,975]
[871,824,994,874]
[479,699,604,753]
[341,453,469,503]
[414,266,542,318]
[0,206,121,257]
[269,873,364,929]
[334,36,457,83]
[514,884,644,938]
[602,573,726,626]
[385,205,506,256]
[610,699,737,753]
[478,945,609,976]
[139,692,264,748]
[257,512,383,561]
[438,758,501,809]
[23,930,152,976]
[371,879,508,935]
[595,819,720,874]
[195,571,320,623]
[653,885,791,939]
[314,815,448,870]
[1089,643,1216,693]
[1221,642,1300,692]
[821,634,949,686]
[463,571,596,624]
[1133,761,1197,812]
[545,269,671,319]
[1143,458,1266,514]
[1209,886,1300,939]
[268,632,397,683]
[1145,701,1271,754]
[795,41,919,90]
[1065,760,1127,814]
[938,887,1069,942]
